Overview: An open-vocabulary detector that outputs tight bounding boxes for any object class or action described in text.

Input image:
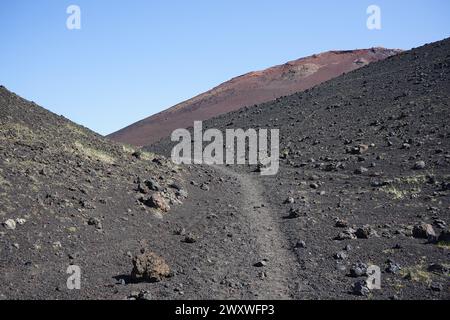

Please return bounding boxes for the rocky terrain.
[149,38,450,299]
[0,38,448,300]
[0,87,189,299]
[109,48,400,146]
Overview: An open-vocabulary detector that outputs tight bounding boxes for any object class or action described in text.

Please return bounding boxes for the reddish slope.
[108,48,401,146]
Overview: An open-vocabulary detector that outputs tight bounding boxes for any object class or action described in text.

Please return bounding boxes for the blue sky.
[0,0,449,135]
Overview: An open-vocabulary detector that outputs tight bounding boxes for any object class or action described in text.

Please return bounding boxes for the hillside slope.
[109,48,400,146]
[1,37,448,300]
[149,38,450,299]
[0,86,192,299]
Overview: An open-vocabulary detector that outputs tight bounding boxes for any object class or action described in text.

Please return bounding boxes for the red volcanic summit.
[108,47,401,146]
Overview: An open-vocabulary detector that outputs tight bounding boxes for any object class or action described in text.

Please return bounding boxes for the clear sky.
[1,0,449,135]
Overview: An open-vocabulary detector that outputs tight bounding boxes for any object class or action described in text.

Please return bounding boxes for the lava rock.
[149,192,171,212]
[412,223,437,242]
[169,182,183,191]
[413,161,426,170]
[335,228,357,240]
[385,260,401,274]
[128,290,152,300]
[430,283,443,292]
[87,217,102,230]
[334,251,348,260]
[183,233,198,243]
[284,197,295,204]
[309,183,319,189]
[433,219,447,229]
[176,189,188,198]
[355,225,377,239]
[427,263,449,274]
[354,167,369,174]
[438,229,450,242]
[352,280,370,296]
[348,144,369,155]
[253,260,267,267]
[295,240,307,248]
[335,218,348,228]
[131,249,171,282]
[287,207,302,219]
[350,262,368,277]
[2,219,16,230]
[145,179,162,191]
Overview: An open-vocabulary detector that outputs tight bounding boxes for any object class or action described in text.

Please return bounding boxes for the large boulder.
[131,249,171,282]
[412,223,437,242]
[148,192,170,212]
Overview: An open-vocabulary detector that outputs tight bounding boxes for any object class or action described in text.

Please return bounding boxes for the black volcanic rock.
[148,38,450,300]
[2,37,450,300]
[0,86,184,299]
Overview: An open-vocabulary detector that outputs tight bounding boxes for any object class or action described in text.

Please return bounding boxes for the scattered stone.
[427,263,449,274]
[402,143,411,149]
[354,167,369,174]
[295,240,307,248]
[441,182,450,191]
[80,199,96,209]
[438,229,450,242]
[3,219,16,230]
[15,218,26,225]
[336,263,347,271]
[413,161,426,170]
[52,241,62,249]
[309,183,319,189]
[145,179,162,191]
[433,219,446,229]
[355,225,377,239]
[87,217,102,230]
[287,207,302,219]
[174,227,186,236]
[429,283,443,292]
[412,223,437,242]
[308,175,320,181]
[131,249,171,282]
[284,197,295,204]
[183,233,198,243]
[176,189,188,198]
[131,150,145,159]
[169,182,183,191]
[350,262,368,277]
[385,260,401,274]
[335,228,357,240]
[335,218,348,228]
[127,290,152,300]
[200,183,210,191]
[352,280,370,296]
[253,260,267,267]
[371,180,390,187]
[334,251,348,260]
[68,252,80,260]
[348,144,369,155]
[149,192,171,212]
[254,164,264,173]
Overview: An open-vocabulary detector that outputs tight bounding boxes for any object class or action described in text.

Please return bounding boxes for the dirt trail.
[211,165,299,299]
